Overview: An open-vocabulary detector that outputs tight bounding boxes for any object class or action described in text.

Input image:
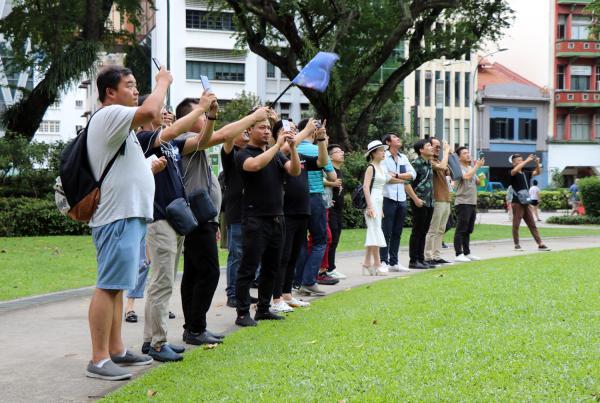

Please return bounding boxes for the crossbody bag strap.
[368,164,376,193]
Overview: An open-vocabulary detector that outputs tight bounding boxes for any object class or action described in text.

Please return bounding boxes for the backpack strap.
[98,140,127,186]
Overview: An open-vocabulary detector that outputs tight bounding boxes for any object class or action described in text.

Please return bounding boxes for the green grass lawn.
[105,249,600,401]
[1,224,600,301]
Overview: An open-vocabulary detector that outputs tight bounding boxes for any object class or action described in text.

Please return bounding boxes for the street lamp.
[470,48,508,157]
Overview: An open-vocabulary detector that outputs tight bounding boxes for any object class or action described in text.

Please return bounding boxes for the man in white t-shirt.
[85,65,172,381]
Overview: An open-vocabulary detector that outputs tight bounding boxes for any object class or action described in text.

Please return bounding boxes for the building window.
[518,118,537,141]
[49,100,60,109]
[300,103,311,119]
[570,114,590,140]
[75,100,83,108]
[465,72,471,105]
[186,61,245,81]
[596,115,600,139]
[186,10,234,31]
[571,15,591,40]
[464,119,470,142]
[38,120,60,134]
[596,66,600,91]
[557,65,565,90]
[443,118,449,142]
[571,73,590,90]
[434,71,441,106]
[557,15,566,40]
[454,118,460,142]
[454,72,461,107]
[444,71,451,107]
[556,115,565,140]
[266,62,275,78]
[424,118,431,136]
[279,102,291,120]
[490,117,514,140]
[415,70,420,106]
[424,70,432,107]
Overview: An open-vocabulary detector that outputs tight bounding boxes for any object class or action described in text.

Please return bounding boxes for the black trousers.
[409,203,434,263]
[236,216,284,316]
[327,209,343,272]
[274,215,308,299]
[454,204,476,256]
[181,222,220,333]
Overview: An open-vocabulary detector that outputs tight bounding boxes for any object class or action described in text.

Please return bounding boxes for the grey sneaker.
[86,360,132,381]
[299,284,326,296]
[111,349,154,366]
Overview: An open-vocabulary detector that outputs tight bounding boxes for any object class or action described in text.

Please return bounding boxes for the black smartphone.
[479,151,485,159]
[152,57,161,69]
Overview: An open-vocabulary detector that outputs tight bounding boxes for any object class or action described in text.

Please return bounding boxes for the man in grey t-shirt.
[85,65,172,381]
[453,147,484,263]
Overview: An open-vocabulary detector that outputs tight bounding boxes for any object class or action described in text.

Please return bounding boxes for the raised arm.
[511,154,534,176]
[462,158,484,180]
[242,133,286,172]
[209,107,277,150]
[284,134,301,176]
[280,118,319,155]
[131,67,172,129]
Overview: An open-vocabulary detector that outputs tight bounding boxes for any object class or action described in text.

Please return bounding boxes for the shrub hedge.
[579,177,600,217]
[0,197,89,237]
[546,215,600,225]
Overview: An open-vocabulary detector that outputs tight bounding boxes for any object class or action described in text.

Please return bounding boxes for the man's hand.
[414,198,424,208]
[151,156,167,174]
[475,158,485,168]
[199,90,217,112]
[285,132,297,148]
[526,154,535,162]
[315,128,327,142]
[304,118,318,134]
[275,131,289,147]
[162,111,175,127]
[534,156,541,164]
[251,107,271,123]
[156,66,173,85]
[208,98,219,118]
[332,178,342,188]
[443,141,451,153]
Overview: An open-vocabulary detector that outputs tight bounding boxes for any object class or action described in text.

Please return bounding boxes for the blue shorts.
[92,218,147,290]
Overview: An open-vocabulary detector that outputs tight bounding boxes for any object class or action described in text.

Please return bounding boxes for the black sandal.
[125,311,138,323]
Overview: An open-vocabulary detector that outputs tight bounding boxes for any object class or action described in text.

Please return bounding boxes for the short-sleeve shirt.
[137,130,186,221]
[86,105,155,227]
[529,185,540,201]
[221,145,243,225]
[297,140,334,194]
[236,145,290,217]
[284,154,320,216]
[178,132,222,223]
[405,156,433,207]
[431,158,451,202]
[455,164,478,206]
[569,183,579,201]
[510,171,531,203]
[382,151,416,202]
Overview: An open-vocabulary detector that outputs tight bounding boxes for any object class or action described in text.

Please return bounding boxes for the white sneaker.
[389,264,410,272]
[378,265,389,273]
[271,301,294,313]
[285,297,310,308]
[328,270,347,279]
[454,254,471,263]
[465,254,481,261]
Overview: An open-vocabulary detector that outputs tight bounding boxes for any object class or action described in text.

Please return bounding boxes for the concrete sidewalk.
[0,236,598,402]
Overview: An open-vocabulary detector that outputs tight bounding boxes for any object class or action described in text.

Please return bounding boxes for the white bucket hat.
[364,140,388,158]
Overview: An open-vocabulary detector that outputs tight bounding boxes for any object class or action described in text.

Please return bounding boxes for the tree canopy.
[0,0,152,141]
[218,0,513,149]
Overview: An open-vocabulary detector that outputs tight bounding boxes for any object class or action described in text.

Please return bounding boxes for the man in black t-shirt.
[509,153,550,252]
[234,114,301,327]
[136,91,217,362]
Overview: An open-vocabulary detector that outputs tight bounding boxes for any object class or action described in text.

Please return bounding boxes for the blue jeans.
[226,223,242,298]
[295,194,327,286]
[380,198,407,266]
[126,240,149,299]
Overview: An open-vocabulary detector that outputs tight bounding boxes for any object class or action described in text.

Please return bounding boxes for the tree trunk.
[323,110,352,151]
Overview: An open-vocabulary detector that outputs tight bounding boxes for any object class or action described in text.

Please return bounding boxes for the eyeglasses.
[331,150,344,154]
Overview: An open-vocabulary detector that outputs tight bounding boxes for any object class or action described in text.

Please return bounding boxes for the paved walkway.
[1,235,599,402]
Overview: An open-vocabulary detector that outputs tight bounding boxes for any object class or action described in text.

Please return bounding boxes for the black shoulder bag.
[188,150,218,224]
[516,172,532,205]
[351,164,375,210]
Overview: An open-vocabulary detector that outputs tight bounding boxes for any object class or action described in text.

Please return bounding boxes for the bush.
[546,215,600,225]
[579,177,600,217]
[539,190,569,211]
[477,191,505,210]
[0,197,90,236]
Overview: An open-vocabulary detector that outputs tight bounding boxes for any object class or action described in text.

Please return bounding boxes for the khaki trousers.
[143,220,184,348]
[424,201,451,261]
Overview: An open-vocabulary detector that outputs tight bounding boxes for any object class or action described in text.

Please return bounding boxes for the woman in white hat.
[362,140,391,275]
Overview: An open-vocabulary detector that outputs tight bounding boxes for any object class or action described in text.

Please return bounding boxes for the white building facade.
[152,0,310,121]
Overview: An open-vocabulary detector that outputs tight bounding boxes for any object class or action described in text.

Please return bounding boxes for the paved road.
[0,236,598,402]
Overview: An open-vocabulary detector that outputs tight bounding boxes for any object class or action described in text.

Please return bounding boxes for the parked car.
[481,181,505,192]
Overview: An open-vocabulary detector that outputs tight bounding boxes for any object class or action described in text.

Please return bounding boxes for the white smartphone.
[282,119,291,132]
[200,75,212,92]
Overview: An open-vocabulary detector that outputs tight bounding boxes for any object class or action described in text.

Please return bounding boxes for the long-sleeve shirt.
[382,151,416,202]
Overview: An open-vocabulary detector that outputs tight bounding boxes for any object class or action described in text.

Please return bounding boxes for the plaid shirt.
[406,156,433,207]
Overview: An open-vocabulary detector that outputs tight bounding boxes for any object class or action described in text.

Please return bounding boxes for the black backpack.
[351,164,375,210]
[54,110,125,222]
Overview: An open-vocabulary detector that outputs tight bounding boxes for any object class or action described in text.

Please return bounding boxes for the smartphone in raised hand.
[282,119,291,132]
[152,57,161,69]
[200,75,212,92]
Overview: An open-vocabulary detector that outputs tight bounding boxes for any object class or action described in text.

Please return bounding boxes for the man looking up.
[85,65,172,380]
[424,138,452,266]
[453,147,484,263]
[235,112,301,327]
[380,133,416,272]
[404,139,435,270]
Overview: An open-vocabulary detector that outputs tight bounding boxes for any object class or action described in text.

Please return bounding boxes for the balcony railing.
[555,90,600,107]
[557,0,592,4]
[556,40,600,58]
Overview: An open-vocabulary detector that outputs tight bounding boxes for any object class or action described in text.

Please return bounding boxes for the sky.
[483,0,552,88]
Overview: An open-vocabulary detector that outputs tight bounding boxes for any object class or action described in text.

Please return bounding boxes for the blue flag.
[291,51,339,92]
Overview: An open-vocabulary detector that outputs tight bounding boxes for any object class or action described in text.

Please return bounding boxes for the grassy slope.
[105,249,600,401]
[1,224,600,301]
